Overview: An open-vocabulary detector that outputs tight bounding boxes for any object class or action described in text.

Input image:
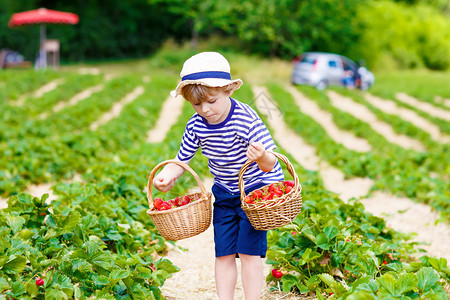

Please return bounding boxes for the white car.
[291,52,375,90]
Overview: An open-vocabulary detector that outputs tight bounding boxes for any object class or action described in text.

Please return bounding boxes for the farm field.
[0,52,449,299]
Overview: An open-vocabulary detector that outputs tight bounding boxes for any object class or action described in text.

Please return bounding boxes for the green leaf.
[154,259,180,274]
[318,273,347,295]
[11,281,26,297]
[397,272,418,294]
[25,281,39,297]
[111,269,131,280]
[324,226,338,241]
[45,288,69,300]
[315,233,329,250]
[62,211,81,232]
[91,252,112,270]
[6,216,25,235]
[281,274,298,293]
[377,273,396,296]
[417,267,440,292]
[346,291,376,300]
[2,255,27,274]
[93,275,110,286]
[0,277,10,290]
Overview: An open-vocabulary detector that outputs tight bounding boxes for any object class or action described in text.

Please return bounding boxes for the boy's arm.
[153,161,186,192]
[246,141,277,172]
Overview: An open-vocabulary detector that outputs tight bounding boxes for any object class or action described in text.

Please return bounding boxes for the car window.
[328,60,338,68]
[300,57,317,64]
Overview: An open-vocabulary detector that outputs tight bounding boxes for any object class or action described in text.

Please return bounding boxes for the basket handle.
[238,151,300,200]
[147,160,207,210]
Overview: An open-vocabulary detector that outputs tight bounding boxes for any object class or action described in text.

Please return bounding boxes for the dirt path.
[12,79,65,107]
[41,84,105,118]
[283,85,371,153]
[396,93,450,121]
[327,91,425,151]
[435,96,450,108]
[364,93,450,143]
[89,86,144,131]
[146,95,184,143]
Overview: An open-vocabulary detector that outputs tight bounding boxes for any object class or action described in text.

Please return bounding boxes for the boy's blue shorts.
[212,183,267,258]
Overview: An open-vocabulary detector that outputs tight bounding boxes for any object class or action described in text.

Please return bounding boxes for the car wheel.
[359,81,369,91]
[316,80,327,90]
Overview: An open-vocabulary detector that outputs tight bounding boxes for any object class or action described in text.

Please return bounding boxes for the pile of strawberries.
[152,194,201,211]
[244,180,295,205]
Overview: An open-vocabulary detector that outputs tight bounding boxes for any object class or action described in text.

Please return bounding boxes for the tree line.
[0,0,449,70]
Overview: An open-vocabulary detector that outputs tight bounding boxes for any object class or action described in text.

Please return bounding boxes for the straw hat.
[170,52,243,98]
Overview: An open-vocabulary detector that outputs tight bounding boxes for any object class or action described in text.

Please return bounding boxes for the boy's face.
[191,90,232,125]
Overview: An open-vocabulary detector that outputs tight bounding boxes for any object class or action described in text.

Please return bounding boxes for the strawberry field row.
[261,83,449,220]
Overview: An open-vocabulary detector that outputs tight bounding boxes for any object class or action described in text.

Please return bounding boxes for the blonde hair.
[181,82,240,105]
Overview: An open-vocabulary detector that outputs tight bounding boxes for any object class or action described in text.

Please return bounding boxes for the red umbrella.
[8,8,79,68]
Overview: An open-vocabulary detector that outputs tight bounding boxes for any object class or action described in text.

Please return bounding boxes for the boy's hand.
[152,162,186,192]
[246,141,277,172]
[153,174,177,192]
[246,141,266,162]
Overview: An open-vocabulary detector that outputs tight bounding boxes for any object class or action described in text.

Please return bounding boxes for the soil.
[12,79,64,107]
[396,93,450,121]
[90,86,144,130]
[146,95,185,143]
[365,93,450,143]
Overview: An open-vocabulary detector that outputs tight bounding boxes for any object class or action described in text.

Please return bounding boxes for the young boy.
[153,52,284,300]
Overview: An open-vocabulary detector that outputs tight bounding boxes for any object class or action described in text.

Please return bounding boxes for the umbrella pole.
[39,23,47,69]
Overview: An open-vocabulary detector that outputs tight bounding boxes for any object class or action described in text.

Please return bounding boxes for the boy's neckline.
[201,98,236,129]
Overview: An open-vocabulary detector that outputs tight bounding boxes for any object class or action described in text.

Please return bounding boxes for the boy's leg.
[239,253,264,300]
[215,254,237,300]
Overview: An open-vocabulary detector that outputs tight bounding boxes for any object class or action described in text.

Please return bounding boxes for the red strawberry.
[174,197,183,206]
[181,195,191,206]
[253,189,263,199]
[284,180,295,187]
[153,198,163,210]
[268,183,277,193]
[285,186,292,194]
[36,278,44,286]
[274,188,283,197]
[244,196,254,204]
[382,260,388,265]
[159,202,171,211]
[271,268,283,278]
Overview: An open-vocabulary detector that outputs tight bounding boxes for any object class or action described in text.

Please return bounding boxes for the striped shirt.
[176,98,284,193]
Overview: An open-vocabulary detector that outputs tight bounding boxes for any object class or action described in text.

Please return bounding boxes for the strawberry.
[253,189,263,199]
[268,183,277,193]
[36,278,44,286]
[244,196,254,204]
[153,198,163,210]
[271,268,283,278]
[274,188,283,197]
[284,180,295,187]
[285,186,292,194]
[174,196,183,206]
[159,202,171,211]
[382,260,388,265]
[181,195,191,206]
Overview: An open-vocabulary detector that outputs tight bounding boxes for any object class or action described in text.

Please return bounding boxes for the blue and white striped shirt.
[176,98,284,193]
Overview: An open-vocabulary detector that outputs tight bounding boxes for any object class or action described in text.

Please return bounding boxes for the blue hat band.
[182,71,231,81]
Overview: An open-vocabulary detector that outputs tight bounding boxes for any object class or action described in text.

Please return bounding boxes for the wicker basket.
[239,151,302,231]
[146,160,212,241]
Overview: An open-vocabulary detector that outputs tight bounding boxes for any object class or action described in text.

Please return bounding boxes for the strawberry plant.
[0,190,179,299]
[264,175,450,299]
